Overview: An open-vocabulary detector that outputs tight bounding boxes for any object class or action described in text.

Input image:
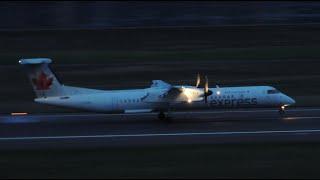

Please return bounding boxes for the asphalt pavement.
[0,107,320,150]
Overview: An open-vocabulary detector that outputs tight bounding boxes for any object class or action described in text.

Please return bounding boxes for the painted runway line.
[1,129,320,141]
[2,107,320,119]
[282,116,320,120]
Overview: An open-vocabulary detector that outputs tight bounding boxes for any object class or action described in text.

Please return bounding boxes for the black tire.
[278,109,285,115]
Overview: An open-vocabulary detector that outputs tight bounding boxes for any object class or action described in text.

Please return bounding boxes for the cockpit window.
[267,89,280,94]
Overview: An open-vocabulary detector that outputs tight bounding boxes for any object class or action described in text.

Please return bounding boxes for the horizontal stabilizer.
[19,58,52,65]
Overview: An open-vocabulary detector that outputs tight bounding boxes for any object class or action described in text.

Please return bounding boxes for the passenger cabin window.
[267,89,280,94]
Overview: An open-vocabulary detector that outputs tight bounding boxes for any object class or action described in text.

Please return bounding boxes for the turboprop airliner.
[19,58,295,120]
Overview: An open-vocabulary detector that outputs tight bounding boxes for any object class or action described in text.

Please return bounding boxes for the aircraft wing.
[150,80,172,89]
[147,80,204,103]
[163,86,204,102]
[161,86,184,100]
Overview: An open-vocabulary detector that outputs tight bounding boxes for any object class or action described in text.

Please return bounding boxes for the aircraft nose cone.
[283,95,295,105]
[288,97,296,105]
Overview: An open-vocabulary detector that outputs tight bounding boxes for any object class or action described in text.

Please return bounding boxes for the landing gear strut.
[158,111,172,122]
[279,105,286,115]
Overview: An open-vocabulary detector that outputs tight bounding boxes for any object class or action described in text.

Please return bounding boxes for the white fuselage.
[35,85,295,113]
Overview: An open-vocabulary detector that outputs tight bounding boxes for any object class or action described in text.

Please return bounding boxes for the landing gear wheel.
[158,111,172,122]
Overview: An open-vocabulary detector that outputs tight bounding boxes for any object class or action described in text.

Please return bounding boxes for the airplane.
[19,58,296,121]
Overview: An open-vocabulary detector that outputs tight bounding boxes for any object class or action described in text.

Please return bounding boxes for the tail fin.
[19,58,65,98]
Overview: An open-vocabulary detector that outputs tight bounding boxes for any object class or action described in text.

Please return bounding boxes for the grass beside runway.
[1,142,320,178]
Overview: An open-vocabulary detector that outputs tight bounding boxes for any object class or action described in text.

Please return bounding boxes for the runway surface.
[1,107,320,150]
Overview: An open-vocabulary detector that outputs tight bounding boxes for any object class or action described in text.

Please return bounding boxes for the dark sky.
[1,1,320,29]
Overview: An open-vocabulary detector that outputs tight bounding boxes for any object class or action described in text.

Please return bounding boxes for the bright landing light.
[187,99,192,103]
[216,91,221,95]
[281,104,289,110]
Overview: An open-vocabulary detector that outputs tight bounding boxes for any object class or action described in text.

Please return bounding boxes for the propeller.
[194,73,213,103]
[204,75,213,103]
[196,73,200,88]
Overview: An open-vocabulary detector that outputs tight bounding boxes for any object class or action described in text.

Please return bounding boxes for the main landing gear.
[158,111,172,122]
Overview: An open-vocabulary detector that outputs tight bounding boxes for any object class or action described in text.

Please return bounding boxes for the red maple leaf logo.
[32,71,53,90]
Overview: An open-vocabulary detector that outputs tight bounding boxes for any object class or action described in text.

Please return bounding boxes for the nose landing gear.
[279,105,286,115]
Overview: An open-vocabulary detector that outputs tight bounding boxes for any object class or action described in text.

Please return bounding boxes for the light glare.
[11,112,28,116]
